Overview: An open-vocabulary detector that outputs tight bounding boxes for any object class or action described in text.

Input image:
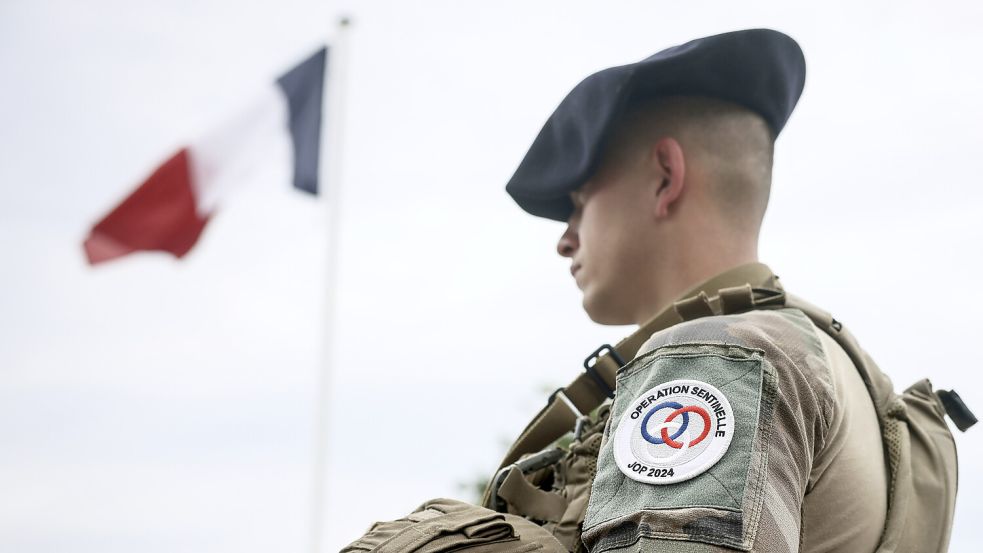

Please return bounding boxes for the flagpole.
[310,15,352,553]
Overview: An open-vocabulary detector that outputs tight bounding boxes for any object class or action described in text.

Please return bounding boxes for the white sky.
[1,1,982,551]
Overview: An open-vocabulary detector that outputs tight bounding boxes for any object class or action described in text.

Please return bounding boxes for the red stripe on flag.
[83,148,210,265]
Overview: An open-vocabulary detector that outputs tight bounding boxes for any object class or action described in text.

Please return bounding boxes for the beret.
[505,28,806,221]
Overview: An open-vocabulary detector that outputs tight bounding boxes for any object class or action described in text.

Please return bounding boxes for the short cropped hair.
[603,95,775,234]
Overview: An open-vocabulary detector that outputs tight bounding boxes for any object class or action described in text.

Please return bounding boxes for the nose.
[556,224,579,258]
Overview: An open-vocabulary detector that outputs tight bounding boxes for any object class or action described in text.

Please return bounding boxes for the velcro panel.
[583,343,777,552]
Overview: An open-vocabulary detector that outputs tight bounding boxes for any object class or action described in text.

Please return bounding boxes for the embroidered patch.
[613,379,734,484]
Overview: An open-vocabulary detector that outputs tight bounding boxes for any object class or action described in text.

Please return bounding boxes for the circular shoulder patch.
[613,379,734,485]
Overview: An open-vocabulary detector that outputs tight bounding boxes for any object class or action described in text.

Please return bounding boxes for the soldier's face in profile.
[556,155,659,325]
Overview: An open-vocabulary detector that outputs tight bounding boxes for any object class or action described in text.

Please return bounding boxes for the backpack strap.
[779,295,901,421]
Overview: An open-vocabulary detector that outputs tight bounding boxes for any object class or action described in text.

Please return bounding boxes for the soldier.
[491,28,965,552]
[343,28,966,553]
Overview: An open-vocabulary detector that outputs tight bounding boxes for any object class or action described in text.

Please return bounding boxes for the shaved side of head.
[601,96,775,237]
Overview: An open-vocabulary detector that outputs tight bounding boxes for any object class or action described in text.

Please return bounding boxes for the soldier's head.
[556,96,775,325]
[505,29,805,326]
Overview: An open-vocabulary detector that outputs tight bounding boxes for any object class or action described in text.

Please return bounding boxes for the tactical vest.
[481,270,975,553]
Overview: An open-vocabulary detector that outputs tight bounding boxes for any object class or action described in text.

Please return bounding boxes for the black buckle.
[583,344,621,399]
[937,389,977,432]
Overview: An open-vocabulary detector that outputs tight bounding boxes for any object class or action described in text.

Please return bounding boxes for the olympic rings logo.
[640,401,712,449]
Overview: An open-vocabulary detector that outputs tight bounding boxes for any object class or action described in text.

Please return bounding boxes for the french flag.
[83,47,328,265]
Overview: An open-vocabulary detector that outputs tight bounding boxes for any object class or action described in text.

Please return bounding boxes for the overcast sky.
[1,1,982,551]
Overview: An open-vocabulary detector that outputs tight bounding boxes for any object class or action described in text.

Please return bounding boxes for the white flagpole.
[310,15,352,553]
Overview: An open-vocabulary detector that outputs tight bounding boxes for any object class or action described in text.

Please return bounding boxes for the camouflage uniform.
[582,301,887,552]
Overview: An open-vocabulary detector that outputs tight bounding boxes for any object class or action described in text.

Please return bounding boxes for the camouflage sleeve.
[581,309,834,552]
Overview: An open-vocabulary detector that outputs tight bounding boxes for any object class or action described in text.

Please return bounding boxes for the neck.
[632,240,759,325]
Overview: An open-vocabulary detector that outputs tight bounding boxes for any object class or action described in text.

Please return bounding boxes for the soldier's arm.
[581,310,833,552]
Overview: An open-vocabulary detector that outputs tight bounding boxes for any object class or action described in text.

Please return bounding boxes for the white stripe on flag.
[190,86,292,215]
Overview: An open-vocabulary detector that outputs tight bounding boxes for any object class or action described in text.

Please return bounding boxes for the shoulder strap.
[780,294,899,411]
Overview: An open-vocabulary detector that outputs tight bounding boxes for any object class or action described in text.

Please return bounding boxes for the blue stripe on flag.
[277,46,327,195]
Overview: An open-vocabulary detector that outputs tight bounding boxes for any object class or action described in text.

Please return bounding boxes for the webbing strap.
[498,466,569,522]
[673,292,715,320]
[483,263,783,508]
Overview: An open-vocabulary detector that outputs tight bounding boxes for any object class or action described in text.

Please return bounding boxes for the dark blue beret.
[505,28,806,221]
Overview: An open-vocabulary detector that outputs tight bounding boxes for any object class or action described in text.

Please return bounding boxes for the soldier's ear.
[652,137,686,219]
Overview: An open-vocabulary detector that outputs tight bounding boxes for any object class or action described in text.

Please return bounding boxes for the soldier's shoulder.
[637,308,830,382]
[631,307,837,438]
